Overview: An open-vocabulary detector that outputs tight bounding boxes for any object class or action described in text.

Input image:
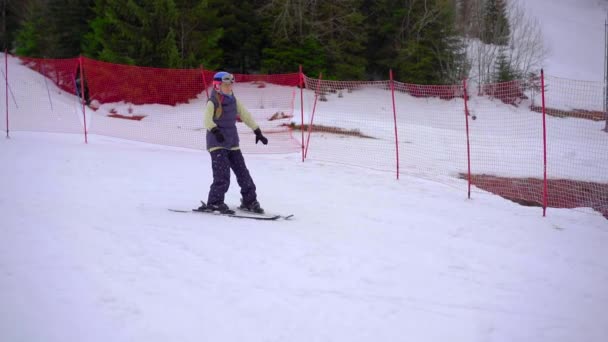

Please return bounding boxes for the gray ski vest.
[206,90,240,150]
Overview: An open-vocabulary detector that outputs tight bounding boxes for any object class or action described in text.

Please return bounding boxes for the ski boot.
[198,201,235,215]
[238,199,264,214]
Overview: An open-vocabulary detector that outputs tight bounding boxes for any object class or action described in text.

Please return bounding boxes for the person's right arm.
[204,101,216,130]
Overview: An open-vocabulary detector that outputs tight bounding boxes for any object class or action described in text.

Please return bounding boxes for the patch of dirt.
[460,174,608,219]
[107,113,146,121]
[282,123,376,139]
[530,106,606,121]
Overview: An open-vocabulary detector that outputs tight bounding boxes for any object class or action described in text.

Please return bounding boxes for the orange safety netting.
[2,53,607,218]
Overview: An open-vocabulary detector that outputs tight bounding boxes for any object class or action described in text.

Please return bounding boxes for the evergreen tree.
[367,0,465,84]
[481,0,509,46]
[257,0,318,74]
[211,0,265,73]
[261,36,326,75]
[259,0,366,79]
[14,19,42,56]
[48,0,96,57]
[493,46,516,82]
[13,0,95,58]
[7,0,476,83]
[84,0,142,65]
[317,0,367,79]
[1,0,32,51]
[13,0,54,57]
[85,0,221,68]
[174,0,223,69]
[363,0,400,79]
[84,0,178,67]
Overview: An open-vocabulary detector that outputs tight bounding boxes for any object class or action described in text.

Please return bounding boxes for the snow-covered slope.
[1,131,606,342]
[1,1,608,341]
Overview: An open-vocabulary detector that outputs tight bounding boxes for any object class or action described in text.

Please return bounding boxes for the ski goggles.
[221,74,235,84]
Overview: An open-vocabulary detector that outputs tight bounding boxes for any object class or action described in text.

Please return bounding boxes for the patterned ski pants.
[207,149,257,205]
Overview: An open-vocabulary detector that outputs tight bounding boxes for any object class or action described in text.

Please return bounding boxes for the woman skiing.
[200,71,268,214]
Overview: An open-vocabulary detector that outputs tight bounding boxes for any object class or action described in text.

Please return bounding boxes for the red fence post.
[79,56,88,144]
[304,72,322,160]
[390,69,400,180]
[299,65,304,162]
[201,65,209,99]
[463,78,472,199]
[541,69,548,216]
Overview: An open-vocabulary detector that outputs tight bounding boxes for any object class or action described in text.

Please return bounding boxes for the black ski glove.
[211,127,225,143]
[254,128,268,145]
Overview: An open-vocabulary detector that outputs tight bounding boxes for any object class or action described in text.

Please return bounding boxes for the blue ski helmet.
[212,71,234,89]
[213,71,230,81]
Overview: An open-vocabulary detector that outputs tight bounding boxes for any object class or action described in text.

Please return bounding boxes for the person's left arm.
[237,99,268,145]
[236,99,259,130]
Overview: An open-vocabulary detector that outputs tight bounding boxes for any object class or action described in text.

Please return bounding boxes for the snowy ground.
[1,132,607,342]
[2,0,608,341]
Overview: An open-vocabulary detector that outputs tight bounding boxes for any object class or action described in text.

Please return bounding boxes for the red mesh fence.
[540,76,607,216]
[301,76,469,185]
[468,76,608,218]
[85,59,210,150]
[84,58,206,105]
[2,54,300,152]
[228,73,301,154]
[1,54,83,134]
[238,73,302,87]
[300,76,469,187]
[393,81,466,184]
[400,83,463,100]
[85,64,300,153]
[466,77,546,203]
[2,51,607,218]
[301,76,398,172]
[480,79,528,105]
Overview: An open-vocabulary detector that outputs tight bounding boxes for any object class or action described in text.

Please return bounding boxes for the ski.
[168,208,290,221]
[236,208,294,220]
